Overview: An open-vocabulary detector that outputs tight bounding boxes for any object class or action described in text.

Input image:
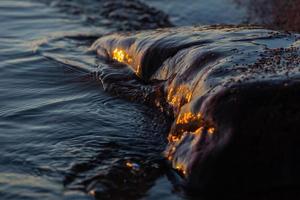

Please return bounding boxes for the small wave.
[90,25,300,195]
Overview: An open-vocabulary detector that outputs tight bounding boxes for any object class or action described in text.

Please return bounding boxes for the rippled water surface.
[0,1,175,199]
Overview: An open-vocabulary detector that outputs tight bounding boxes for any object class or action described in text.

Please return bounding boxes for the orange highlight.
[167,85,192,109]
[112,48,133,65]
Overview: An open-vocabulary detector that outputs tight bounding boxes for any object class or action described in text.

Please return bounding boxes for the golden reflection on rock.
[112,48,132,65]
[136,64,142,77]
[194,127,204,135]
[175,164,187,176]
[109,46,218,181]
[176,112,202,125]
[208,127,215,135]
[112,48,143,76]
[167,85,192,109]
[166,109,216,177]
[168,135,180,143]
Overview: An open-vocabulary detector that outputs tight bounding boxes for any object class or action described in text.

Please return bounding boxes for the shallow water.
[1,0,299,200]
[0,1,174,199]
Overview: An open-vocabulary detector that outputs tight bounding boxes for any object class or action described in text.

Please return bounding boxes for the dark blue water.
[0,1,175,199]
[0,0,279,199]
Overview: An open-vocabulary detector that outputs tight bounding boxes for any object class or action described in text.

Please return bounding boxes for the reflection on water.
[0,0,174,199]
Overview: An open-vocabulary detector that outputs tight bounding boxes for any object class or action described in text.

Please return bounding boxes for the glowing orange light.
[176,164,187,176]
[208,127,215,135]
[168,134,181,142]
[194,127,203,135]
[165,84,217,175]
[176,112,202,125]
[112,48,132,64]
[167,85,193,109]
[136,64,141,76]
[126,162,134,168]
[125,161,140,172]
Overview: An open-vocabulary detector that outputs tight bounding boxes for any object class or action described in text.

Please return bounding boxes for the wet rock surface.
[91,25,300,196]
